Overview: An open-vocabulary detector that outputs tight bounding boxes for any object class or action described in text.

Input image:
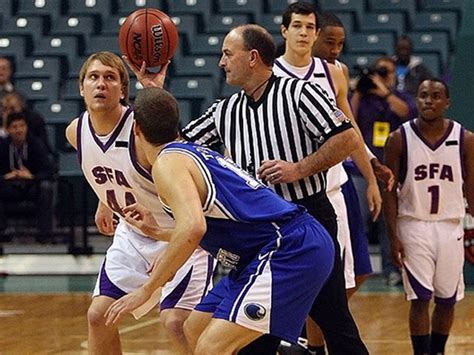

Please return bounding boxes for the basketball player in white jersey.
[65,52,213,354]
[384,79,474,355]
[270,3,381,353]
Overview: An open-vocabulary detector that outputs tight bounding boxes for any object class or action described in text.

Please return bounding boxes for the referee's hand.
[258,160,299,184]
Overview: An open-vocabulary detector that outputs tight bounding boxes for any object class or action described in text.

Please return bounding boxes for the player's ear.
[133,121,141,137]
[79,84,84,97]
[280,24,288,39]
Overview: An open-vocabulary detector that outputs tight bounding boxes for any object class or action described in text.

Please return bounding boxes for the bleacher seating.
[35,101,82,124]
[409,31,450,68]
[17,0,64,27]
[205,14,250,34]
[1,16,45,45]
[66,0,113,24]
[0,35,29,64]
[217,0,263,23]
[85,36,121,56]
[368,0,416,26]
[177,99,194,128]
[174,55,222,82]
[116,0,165,16]
[319,0,365,26]
[359,12,406,37]
[190,34,225,55]
[33,35,81,64]
[15,78,57,103]
[412,11,459,45]
[169,77,217,106]
[260,14,283,35]
[346,33,395,56]
[15,57,63,83]
[340,53,381,75]
[172,14,199,54]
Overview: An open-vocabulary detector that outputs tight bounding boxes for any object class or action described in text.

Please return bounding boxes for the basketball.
[118,8,179,68]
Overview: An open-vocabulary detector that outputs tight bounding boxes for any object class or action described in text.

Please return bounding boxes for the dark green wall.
[447,2,474,130]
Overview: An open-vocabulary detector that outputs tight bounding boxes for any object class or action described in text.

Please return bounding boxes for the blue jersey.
[159,141,306,270]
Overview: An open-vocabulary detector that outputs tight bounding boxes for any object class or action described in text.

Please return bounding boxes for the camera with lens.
[355,66,389,94]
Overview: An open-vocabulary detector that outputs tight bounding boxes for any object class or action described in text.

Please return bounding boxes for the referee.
[182,25,367,354]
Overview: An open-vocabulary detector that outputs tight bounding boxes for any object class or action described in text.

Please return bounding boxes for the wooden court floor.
[0,292,472,354]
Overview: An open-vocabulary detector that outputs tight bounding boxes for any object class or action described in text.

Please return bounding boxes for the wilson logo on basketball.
[151,24,164,62]
[132,32,143,62]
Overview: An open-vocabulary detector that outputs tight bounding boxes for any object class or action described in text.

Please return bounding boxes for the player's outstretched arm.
[464,129,474,215]
[383,130,404,268]
[104,152,207,325]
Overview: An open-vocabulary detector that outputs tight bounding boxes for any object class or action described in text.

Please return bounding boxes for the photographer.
[350,56,416,286]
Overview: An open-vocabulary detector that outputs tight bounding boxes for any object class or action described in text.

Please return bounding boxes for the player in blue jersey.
[103,87,335,354]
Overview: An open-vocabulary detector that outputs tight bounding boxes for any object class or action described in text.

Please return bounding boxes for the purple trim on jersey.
[230,249,273,322]
[160,266,193,310]
[274,57,316,81]
[320,59,336,97]
[460,127,466,180]
[405,265,432,301]
[435,293,457,305]
[202,254,215,302]
[76,111,85,165]
[410,119,454,151]
[129,127,153,182]
[98,261,127,299]
[399,125,408,185]
[88,106,133,153]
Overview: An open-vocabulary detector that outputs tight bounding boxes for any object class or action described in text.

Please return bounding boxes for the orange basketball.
[118,8,179,68]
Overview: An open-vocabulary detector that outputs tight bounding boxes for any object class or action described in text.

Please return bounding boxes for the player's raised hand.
[104,287,152,326]
[122,56,169,89]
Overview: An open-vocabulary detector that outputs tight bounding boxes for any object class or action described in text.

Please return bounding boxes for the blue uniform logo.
[244,303,266,321]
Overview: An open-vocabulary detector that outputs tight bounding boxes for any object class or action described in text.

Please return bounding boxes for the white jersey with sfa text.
[77,106,213,308]
[273,56,348,192]
[273,56,354,288]
[398,119,466,221]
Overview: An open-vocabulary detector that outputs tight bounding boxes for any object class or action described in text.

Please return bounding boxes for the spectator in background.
[0,57,14,98]
[393,35,433,98]
[351,56,417,286]
[0,112,55,243]
[1,92,54,156]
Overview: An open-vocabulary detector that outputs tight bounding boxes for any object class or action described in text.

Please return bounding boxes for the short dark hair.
[417,78,450,98]
[240,25,276,67]
[6,112,27,128]
[282,2,318,29]
[319,11,344,30]
[134,88,179,146]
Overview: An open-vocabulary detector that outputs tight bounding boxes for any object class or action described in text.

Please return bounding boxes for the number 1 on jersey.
[427,185,439,214]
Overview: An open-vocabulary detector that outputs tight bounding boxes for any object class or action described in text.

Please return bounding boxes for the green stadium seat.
[333,12,355,37]
[1,16,46,44]
[260,14,283,35]
[205,14,250,34]
[412,11,459,45]
[421,0,464,14]
[58,152,82,177]
[415,53,441,77]
[168,0,212,24]
[170,14,198,54]
[0,36,27,64]
[0,0,14,17]
[62,78,81,101]
[360,12,406,37]
[219,83,240,99]
[177,99,194,128]
[17,0,63,26]
[266,0,301,14]
[174,55,221,82]
[101,15,126,36]
[51,15,98,39]
[85,36,121,56]
[169,77,217,103]
[16,57,63,83]
[368,0,416,26]
[217,0,263,22]
[190,34,225,56]
[409,31,450,68]
[66,0,113,23]
[346,33,395,55]
[33,35,81,63]
[116,0,165,16]
[15,78,58,103]
[35,101,83,124]
[319,0,365,25]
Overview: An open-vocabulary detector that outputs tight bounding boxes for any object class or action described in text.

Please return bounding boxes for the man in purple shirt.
[350,56,417,286]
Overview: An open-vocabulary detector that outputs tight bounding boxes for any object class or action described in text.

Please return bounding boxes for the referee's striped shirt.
[181,74,352,202]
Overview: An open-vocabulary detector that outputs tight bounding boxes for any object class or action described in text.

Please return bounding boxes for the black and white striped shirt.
[181,74,352,201]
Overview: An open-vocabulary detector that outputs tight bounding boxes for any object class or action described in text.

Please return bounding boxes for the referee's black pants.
[239,192,368,355]
[300,192,368,355]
